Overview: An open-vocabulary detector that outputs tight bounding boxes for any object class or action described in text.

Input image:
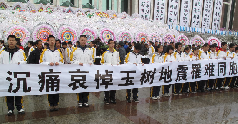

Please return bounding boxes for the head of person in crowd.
[90,41,95,48]
[79,35,87,47]
[184,47,190,54]
[159,42,161,45]
[193,47,199,56]
[188,45,191,50]
[134,43,142,53]
[175,42,182,52]
[35,40,43,50]
[68,41,73,48]
[47,35,56,48]
[132,42,135,46]
[221,42,227,51]
[62,42,67,49]
[76,41,80,47]
[197,45,201,49]
[157,44,163,53]
[16,38,21,48]
[118,41,124,48]
[124,41,128,45]
[108,39,115,50]
[154,41,158,46]
[210,44,216,52]
[164,42,167,46]
[28,41,33,48]
[235,44,237,48]
[0,40,4,48]
[7,35,17,49]
[170,42,175,49]
[203,43,209,52]
[141,41,144,45]
[166,45,174,55]
[235,47,238,53]
[192,44,195,49]
[55,39,61,49]
[44,42,49,49]
[33,42,37,48]
[145,43,148,48]
[229,43,235,52]
[137,41,139,44]
[149,41,154,46]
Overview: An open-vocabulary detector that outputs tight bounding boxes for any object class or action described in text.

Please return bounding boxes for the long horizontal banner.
[0,59,238,96]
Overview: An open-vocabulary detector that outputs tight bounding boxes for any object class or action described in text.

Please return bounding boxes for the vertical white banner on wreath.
[180,0,192,27]
[154,0,166,23]
[167,0,179,26]
[191,0,204,28]
[212,0,223,30]
[139,0,151,20]
[202,0,214,29]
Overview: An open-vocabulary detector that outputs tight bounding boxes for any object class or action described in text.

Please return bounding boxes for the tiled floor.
[1,87,238,124]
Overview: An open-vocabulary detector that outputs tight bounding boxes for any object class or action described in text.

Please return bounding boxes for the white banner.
[180,0,192,27]
[154,0,166,23]
[202,0,214,29]
[139,0,151,20]
[0,59,238,96]
[191,0,203,28]
[212,0,223,30]
[167,0,179,26]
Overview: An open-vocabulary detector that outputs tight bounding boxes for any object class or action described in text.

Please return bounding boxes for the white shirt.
[217,50,227,59]
[151,52,164,63]
[209,51,218,59]
[148,45,155,57]
[101,49,120,65]
[125,52,142,64]
[40,48,64,65]
[165,54,176,62]
[200,51,210,60]
[70,47,93,64]
[0,48,26,64]
[174,51,184,62]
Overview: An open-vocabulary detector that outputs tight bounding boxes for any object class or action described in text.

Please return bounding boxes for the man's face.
[222,44,227,50]
[169,49,173,54]
[62,45,67,49]
[56,41,61,48]
[204,46,209,51]
[158,46,163,53]
[194,50,199,55]
[28,43,32,48]
[79,37,87,46]
[90,42,93,47]
[134,49,140,53]
[44,45,47,49]
[108,41,115,49]
[177,45,182,51]
[230,46,235,52]
[8,37,16,48]
[37,41,43,50]
[68,44,72,48]
[211,47,215,52]
[192,46,195,49]
[155,42,158,45]
[48,37,55,46]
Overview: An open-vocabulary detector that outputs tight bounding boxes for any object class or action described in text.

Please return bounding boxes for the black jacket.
[27,48,42,64]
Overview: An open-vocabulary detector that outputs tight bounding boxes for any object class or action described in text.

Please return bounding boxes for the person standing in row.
[40,35,64,112]
[101,39,120,104]
[70,35,92,107]
[0,35,26,116]
[125,43,143,103]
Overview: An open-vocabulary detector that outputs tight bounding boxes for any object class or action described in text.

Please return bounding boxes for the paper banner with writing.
[212,0,223,30]
[154,0,166,23]
[167,0,179,26]
[139,0,151,20]
[180,0,192,27]
[202,0,214,29]
[191,0,203,28]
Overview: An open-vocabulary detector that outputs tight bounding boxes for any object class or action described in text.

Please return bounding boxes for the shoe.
[133,99,139,102]
[110,100,116,104]
[54,106,59,111]
[50,106,54,112]
[7,110,13,116]
[78,103,83,108]
[179,93,182,95]
[157,96,160,99]
[105,100,110,105]
[224,86,230,90]
[192,92,197,94]
[83,103,89,107]
[127,99,131,103]
[152,96,157,100]
[164,93,170,97]
[18,109,25,114]
[221,86,225,89]
[173,93,178,95]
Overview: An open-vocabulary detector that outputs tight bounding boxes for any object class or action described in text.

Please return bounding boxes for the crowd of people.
[1,34,238,116]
